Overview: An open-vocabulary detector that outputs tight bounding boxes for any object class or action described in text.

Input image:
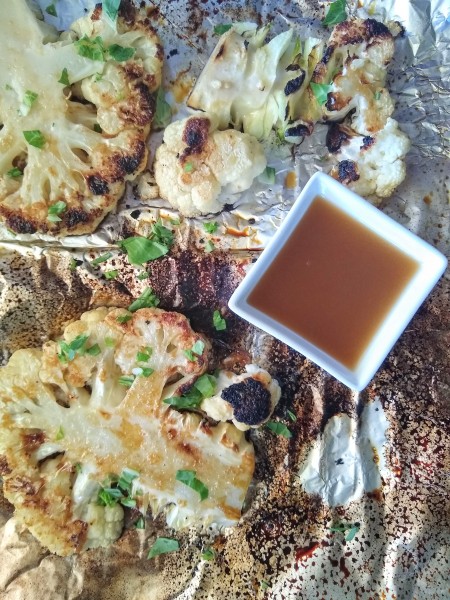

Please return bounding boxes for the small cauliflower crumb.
[154,113,267,217]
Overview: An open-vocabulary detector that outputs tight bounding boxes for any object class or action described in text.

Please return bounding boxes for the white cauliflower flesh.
[0,0,163,235]
[200,365,281,431]
[187,25,324,141]
[310,18,397,135]
[154,113,267,217]
[327,118,411,198]
[0,307,255,556]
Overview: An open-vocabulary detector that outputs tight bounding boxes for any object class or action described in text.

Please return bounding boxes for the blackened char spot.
[365,18,390,38]
[91,4,102,20]
[286,64,301,72]
[64,208,90,229]
[221,377,272,426]
[118,0,137,25]
[284,72,305,96]
[6,215,37,234]
[181,117,210,160]
[326,123,351,153]
[87,175,109,195]
[338,160,359,184]
[118,141,145,174]
[361,136,375,150]
[321,45,334,65]
[285,123,312,138]
[215,43,225,60]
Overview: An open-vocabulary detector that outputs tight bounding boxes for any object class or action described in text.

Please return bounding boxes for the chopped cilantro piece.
[45,3,57,16]
[104,270,118,280]
[214,24,232,35]
[58,68,70,85]
[116,314,132,324]
[184,340,205,361]
[151,220,174,246]
[21,90,38,116]
[204,240,215,253]
[258,166,276,185]
[194,373,216,398]
[55,426,64,441]
[147,537,179,559]
[117,467,139,493]
[287,409,297,422]
[260,580,270,590]
[6,167,23,178]
[140,367,154,377]
[310,82,333,105]
[128,287,160,312]
[135,516,145,529]
[137,350,151,362]
[203,221,218,234]
[74,36,105,62]
[47,201,66,223]
[265,421,293,438]
[330,522,360,541]
[137,271,149,280]
[374,91,381,100]
[58,334,89,362]
[201,547,215,561]
[184,162,194,173]
[119,235,170,265]
[69,258,78,271]
[108,44,136,62]
[23,130,45,149]
[118,375,135,387]
[153,88,172,130]
[103,0,121,23]
[175,469,209,501]
[91,252,112,266]
[213,310,226,331]
[85,343,101,356]
[322,0,347,27]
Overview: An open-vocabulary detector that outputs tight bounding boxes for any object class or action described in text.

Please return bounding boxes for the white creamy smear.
[298,397,390,506]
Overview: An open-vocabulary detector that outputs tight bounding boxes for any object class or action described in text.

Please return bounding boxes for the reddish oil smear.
[284,171,297,189]
[225,227,251,238]
[295,542,320,567]
[340,556,350,579]
[367,488,384,502]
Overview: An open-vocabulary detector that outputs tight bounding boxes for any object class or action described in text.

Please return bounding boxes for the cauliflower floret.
[200,365,281,431]
[328,118,411,198]
[154,114,267,217]
[0,0,162,235]
[311,18,397,135]
[0,307,255,555]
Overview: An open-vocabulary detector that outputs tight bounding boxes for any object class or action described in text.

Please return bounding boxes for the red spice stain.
[295,542,320,566]
[225,226,251,238]
[367,488,383,502]
[340,556,350,579]
[284,171,297,189]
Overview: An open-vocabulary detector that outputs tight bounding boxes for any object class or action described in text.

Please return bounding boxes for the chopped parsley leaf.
[176,469,209,501]
[6,167,23,178]
[265,421,293,438]
[91,252,112,266]
[116,314,132,324]
[184,162,194,173]
[108,44,136,62]
[103,0,121,23]
[310,82,333,105]
[104,269,118,280]
[213,310,226,331]
[153,87,172,130]
[45,3,57,17]
[147,537,179,559]
[23,130,45,149]
[118,375,135,387]
[322,0,347,27]
[128,287,160,312]
[74,36,105,62]
[203,221,218,234]
[55,426,64,441]
[213,24,232,35]
[119,235,170,265]
[201,547,215,561]
[47,201,66,223]
[58,68,70,86]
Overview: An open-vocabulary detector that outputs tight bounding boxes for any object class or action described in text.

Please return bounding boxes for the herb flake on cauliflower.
[0,0,163,235]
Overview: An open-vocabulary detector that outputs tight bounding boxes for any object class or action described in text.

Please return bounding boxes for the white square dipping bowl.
[228,171,448,391]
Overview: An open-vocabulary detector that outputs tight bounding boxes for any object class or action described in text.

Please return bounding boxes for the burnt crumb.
[326,123,351,153]
[338,160,360,184]
[221,377,272,426]
[91,3,102,20]
[87,175,109,195]
[117,151,144,174]
[361,136,375,150]
[285,123,312,138]
[169,48,179,57]
[5,214,37,234]
[64,208,91,229]
[130,210,141,219]
[284,72,305,96]
[325,93,347,112]
[321,45,335,65]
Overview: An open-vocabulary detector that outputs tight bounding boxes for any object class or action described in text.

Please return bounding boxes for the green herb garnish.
[93,123,102,133]
[194,373,216,398]
[137,271,149,280]
[58,334,89,362]
[74,462,82,473]
[103,0,121,22]
[152,220,174,245]
[21,90,38,115]
[58,68,70,85]
[91,252,113,266]
[137,350,151,362]
[184,340,205,361]
[147,537,179,559]
[74,36,105,62]
[163,373,215,409]
[153,87,172,130]
[310,82,333,105]
[204,240,215,253]
[287,409,297,422]
[117,467,139,493]
[118,375,135,387]
[116,314,132,324]
[265,421,293,438]
[140,367,154,377]
[330,522,360,541]
[104,270,118,280]
[69,258,78,271]
[120,497,137,508]
[170,218,181,225]
[201,547,215,561]
[175,469,209,501]
[98,487,123,506]
[184,162,194,173]
[203,221,218,234]
[128,287,160,312]
[6,167,23,178]
[258,166,276,185]
[322,0,347,27]
[213,310,226,331]
[85,343,101,356]
[55,426,65,441]
[47,201,66,223]
[374,91,381,100]
[135,516,145,529]
[260,580,270,590]
[108,44,136,62]
[23,130,45,149]
[45,3,57,17]
[213,24,232,35]
[105,337,116,347]
[119,235,170,265]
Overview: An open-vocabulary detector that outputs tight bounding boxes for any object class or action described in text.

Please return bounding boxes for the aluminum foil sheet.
[0,1,449,599]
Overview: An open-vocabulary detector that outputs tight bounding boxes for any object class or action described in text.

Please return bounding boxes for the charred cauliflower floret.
[200,365,281,431]
[327,118,411,198]
[311,18,397,135]
[0,0,163,236]
[154,113,266,217]
[0,307,255,556]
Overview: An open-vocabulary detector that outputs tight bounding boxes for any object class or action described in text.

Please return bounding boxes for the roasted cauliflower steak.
[0,0,163,235]
[0,307,255,556]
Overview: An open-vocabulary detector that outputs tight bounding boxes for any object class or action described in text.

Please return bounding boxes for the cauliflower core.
[154,114,267,217]
[0,307,255,556]
[0,0,163,235]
